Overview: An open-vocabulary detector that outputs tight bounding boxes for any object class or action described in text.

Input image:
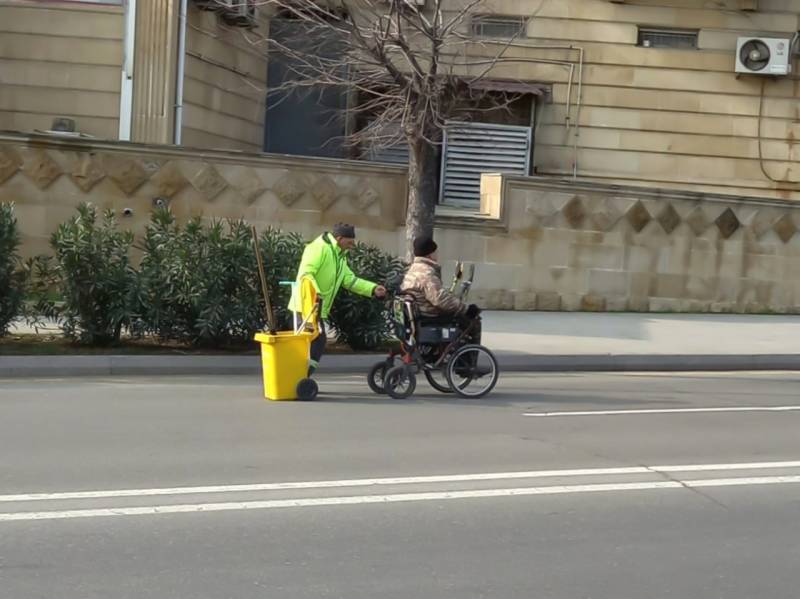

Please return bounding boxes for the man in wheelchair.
[399,236,483,370]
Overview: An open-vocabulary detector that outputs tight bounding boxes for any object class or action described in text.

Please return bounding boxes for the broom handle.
[252,226,276,334]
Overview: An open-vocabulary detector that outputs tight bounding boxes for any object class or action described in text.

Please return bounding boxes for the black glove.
[466,304,481,319]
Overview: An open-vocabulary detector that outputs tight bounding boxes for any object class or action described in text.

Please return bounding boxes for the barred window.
[638,27,698,49]
[471,15,527,39]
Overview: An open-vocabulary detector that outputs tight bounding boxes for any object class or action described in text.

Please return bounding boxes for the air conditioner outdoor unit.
[735,36,793,75]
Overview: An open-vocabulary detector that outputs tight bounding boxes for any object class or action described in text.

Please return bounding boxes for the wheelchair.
[367,294,500,399]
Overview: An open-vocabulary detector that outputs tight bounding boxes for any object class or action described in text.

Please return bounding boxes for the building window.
[471,15,527,39]
[637,27,698,49]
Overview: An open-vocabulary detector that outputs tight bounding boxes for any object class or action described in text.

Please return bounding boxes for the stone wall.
[5,131,800,314]
[0,133,406,258]
[471,173,800,313]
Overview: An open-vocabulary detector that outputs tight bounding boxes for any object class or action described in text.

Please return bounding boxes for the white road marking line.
[3,460,800,504]
[523,405,800,417]
[2,475,800,523]
[0,468,652,502]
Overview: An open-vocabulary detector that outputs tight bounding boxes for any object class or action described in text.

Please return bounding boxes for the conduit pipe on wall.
[174,0,188,144]
[473,42,585,178]
[118,0,137,140]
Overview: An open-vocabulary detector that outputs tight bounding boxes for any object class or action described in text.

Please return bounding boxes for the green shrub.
[135,211,282,348]
[32,202,406,351]
[328,242,407,350]
[49,203,137,345]
[0,203,26,337]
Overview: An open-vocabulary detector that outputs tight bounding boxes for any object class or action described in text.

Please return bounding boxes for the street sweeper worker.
[289,223,387,376]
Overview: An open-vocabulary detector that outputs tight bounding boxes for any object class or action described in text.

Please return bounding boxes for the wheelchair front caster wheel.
[384,365,416,399]
[296,378,318,401]
[368,360,392,395]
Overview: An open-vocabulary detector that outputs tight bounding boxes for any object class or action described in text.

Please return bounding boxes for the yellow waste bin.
[254,277,319,401]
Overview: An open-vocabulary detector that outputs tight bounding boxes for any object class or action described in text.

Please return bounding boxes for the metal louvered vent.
[637,27,698,49]
[439,122,532,208]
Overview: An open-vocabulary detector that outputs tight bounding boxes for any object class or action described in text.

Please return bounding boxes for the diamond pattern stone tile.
[656,203,681,234]
[0,147,22,184]
[589,200,622,232]
[524,196,560,227]
[310,176,338,209]
[354,186,378,210]
[103,154,148,195]
[234,168,267,204]
[773,213,797,243]
[684,207,711,236]
[715,207,740,239]
[21,149,62,190]
[190,164,227,201]
[69,154,105,192]
[562,195,586,229]
[273,172,308,206]
[152,161,189,198]
[626,200,651,233]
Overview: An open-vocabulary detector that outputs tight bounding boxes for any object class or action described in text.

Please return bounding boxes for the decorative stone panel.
[684,206,711,236]
[273,172,308,206]
[151,161,189,198]
[589,200,622,232]
[773,213,797,243]
[0,147,21,184]
[190,164,227,200]
[21,149,62,190]
[68,154,105,192]
[310,176,338,209]
[715,207,740,239]
[656,203,681,234]
[354,186,379,211]
[562,195,586,229]
[103,154,148,195]
[626,200,651,233]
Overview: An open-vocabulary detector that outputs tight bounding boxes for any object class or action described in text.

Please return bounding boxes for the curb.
[2,353,800,378]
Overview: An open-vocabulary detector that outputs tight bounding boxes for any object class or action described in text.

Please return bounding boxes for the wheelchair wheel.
[445,344,499,399]
[368,360,392,395]
[384,365,417,399]
[424,368,452,394]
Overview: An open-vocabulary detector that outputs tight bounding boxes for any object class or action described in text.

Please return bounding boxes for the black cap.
[413,236,438,257]
[333,223,356,239]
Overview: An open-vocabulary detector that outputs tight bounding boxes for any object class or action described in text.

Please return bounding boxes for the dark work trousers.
[295,313,326,376]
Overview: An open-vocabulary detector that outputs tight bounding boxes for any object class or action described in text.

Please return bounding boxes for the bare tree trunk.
[405,136,438,260]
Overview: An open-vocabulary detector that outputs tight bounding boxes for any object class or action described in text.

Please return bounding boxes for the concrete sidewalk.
[2,312,800,377]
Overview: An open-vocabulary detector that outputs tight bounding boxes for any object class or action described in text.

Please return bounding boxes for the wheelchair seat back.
[391,296,417,344]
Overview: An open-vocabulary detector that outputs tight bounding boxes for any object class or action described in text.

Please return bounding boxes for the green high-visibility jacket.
[288,232,377,319]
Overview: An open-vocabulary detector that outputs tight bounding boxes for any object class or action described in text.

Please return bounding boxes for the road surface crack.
[645,466,730,510]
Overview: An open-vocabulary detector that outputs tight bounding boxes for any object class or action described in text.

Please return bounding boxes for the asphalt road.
[1,372,800,598]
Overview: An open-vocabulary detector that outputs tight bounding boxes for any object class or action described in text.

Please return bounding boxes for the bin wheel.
[367,359,393,395]
[384,365,416,399]
[296,378,318,401]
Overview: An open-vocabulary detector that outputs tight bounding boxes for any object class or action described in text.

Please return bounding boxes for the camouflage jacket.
[400,257,467,318]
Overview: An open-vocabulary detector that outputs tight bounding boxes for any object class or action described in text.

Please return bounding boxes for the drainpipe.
[118,0,136,140]
[174,0,188,144]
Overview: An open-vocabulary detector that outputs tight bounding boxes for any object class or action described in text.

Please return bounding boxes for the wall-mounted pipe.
[118,0,137,140]
[461,41,586,179]
[174,0,188,144]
